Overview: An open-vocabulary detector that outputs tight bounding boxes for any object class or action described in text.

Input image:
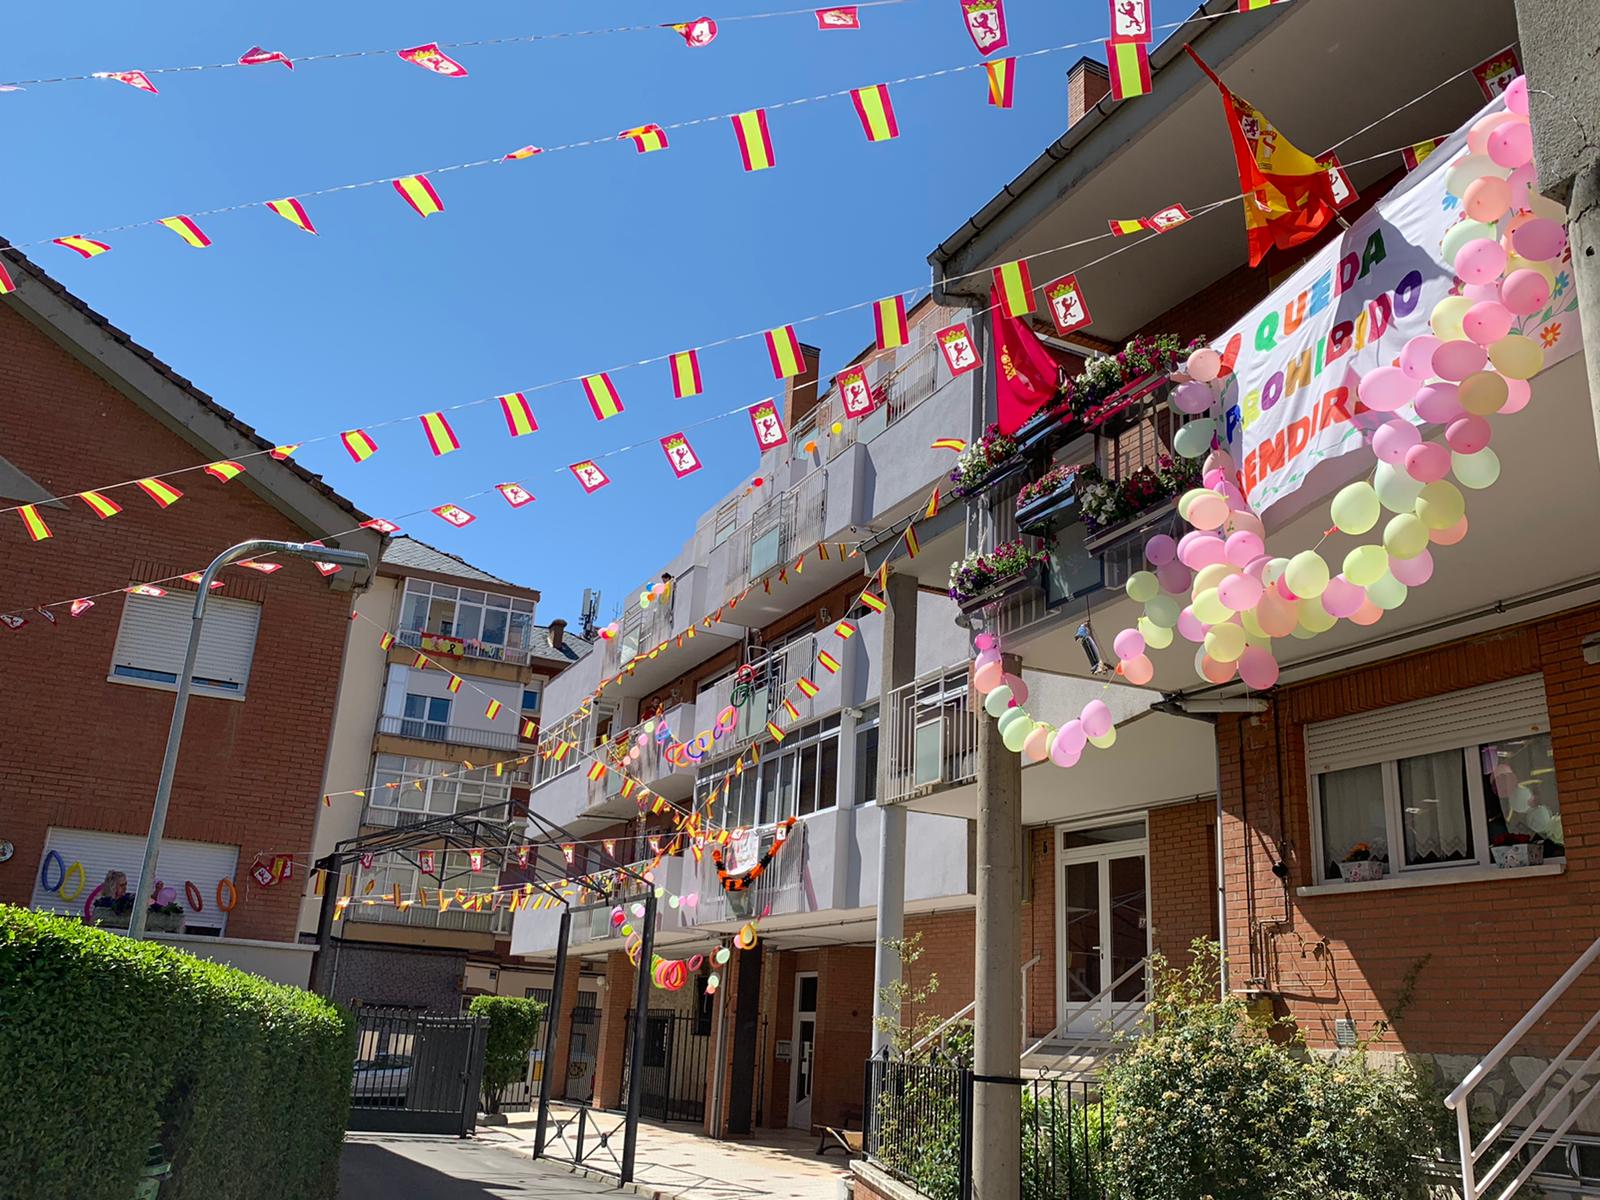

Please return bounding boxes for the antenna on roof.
[579,589,600,639]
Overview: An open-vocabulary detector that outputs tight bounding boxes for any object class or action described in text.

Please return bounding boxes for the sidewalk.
[343,1133,625,1198]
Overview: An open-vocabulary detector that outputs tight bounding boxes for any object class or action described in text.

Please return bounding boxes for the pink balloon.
[975,648,1001,670]
[1224,530,1264,567]
[1002,673,1029,704]
[1171,380,1216,415]
[1156,560,1192,595]
[1413,381,1464,424]
[1185,348,1222,383]
[1056,719,1087,755]
[1227,510,1265,539]
[1446,414,1492,454]
[1399,335,1441,381]
[1244,555,1273,581]
[1177,607,1208,643]
[1237,646,1280,690]
[1500,376,1532,415]
[1404,442,1452,483]
[973,661,1003,694]
[1120,654,1154,686]
[1463,175,1511,222]
[1178,533,1226,570]
[1359,365,1418,413]
[1513,218,1567,263]
[1218,572,1264,612]
[1487,121,1533,170]
[974,632,998,651]
[1321,575,1366,619]
[1463,301,1515,345]
[1202,468,1227,490]
[1276,573,1299,602]
[1050,740,1082,770]
[1501,269,1552,316]
[1431,516,1469,546]
[1432,339,1488,381]
[1372,419,1421,465]
[1144,533,1177,567]
[1112,628,1146,660]
[1467,111,1519,155]
[1463,281,1504,305]
[1453,238,1507,286]
[1505,75,1529,116]
[1203,449,1236,476]
[1390,548,1435,587]
[1256,590,1299,637]
[1081,699,1113,739]
[1506,162,1535,209]
[1198,654,1236,684]
[1349,599,1384,627]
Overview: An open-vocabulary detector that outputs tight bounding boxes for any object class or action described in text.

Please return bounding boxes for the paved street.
[342,1134,623,1199]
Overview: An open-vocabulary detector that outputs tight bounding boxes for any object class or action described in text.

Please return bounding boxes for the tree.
[468,995,546,1114]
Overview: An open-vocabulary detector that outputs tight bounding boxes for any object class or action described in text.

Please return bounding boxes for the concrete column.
[548,952,585,1099]
[871,569,920,1053]
[972,653,1023,1200]
[1564,162,1600,446]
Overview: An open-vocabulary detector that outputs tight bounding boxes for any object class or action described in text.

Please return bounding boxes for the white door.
[1057,819,1149,1037]
[789,973,818,1129]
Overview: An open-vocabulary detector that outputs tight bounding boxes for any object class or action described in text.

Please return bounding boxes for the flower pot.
[1014,487,1078,536]
[952,570,1035,616]
[92,907,132,930]
[952,454,1028,501]
[1014,409,1076,458]
[145,910,185,934]
[1492,843,1545,869]
[1338,860,1385,883]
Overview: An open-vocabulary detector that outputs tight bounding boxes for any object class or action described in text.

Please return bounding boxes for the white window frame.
[108,590,261,700]
[398,578,535,659]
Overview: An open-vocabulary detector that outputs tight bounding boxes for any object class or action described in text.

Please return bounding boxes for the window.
[521,688,541,713]
[398,579,535,661]
[368,754,513,822]
[401,694,451,740]
[856,705,880,807]
[532,713,587,787]
[109,590,261,697]
[694,716,841,828]
[31,826,239,936]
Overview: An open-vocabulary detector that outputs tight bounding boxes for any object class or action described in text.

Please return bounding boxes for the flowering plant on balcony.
[1073,455,1200,534]
[1053,333,1195,427]
[948,538,1048,604]
[1014,464,1078,512]
[948,424,1020,497]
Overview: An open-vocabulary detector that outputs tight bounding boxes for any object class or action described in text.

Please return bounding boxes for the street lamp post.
[126,538,371,940]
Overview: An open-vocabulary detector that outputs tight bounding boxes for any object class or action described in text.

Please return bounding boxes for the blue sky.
[3,0,1185,624]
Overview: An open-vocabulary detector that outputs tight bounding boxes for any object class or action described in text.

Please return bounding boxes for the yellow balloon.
[1241,607,1268,639]
[1459,371,1509,415]
[831,422,844,435]
[1415,481,1465,530]
[1286,550,1330,599]
[1298,594,1337,634]
[1489,334,1544,381]
[1191,562,1231,595]
[1503,254,1556,288]
[1453,447,1501,490]
[1137,617,1174,650]
[1383,513,1430,560]
[1125,571,1160,603]
[1430,296,1473,341]
[1204,621,1246,663]
[1330,482,1380,535]
[1088,727,1118,750]
[1375,461,1425,514]
[1193,586,1231,626]
[1366,572,1409,611]
[1343,544,1389,587]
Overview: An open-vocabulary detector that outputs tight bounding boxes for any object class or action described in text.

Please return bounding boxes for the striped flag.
[446,675,462,694]
[379,631,396,651]
[521,718,536,739]
[270,444,300,459]
[135,478,183,507]
[587,761,607,781]
[992,260,1033,317]
[1238,0,1288,8]
[817,650,841,674]
[930,437,968,452]
[766,721,787,742]
[503,145,542,161]
[858,589,886,614]
[392,174,445,217]
[419,412,460,455]
[873,294,909,351]
[159,216,211,248]
[764,325,805,379]
[79,491,122,519]
[731,108,776,172]
[1402,140,1441,171]
[499,392,538,437]
[265,198,317,235]
[1105,41,1152,100]
[797,677,820,698]
[782,698,801,721]
[1108,218,1147,236]
[0,261,13,295]
[485,699,503,720]
[985,57,1015,108]
[341,430,379,462]
[582,373,624,421]
[18,505,51,542]
[925,488,941,519]
[620,124,669,153]
[904,523,920,557]
[669,350,703,398]
[835,620,857,639]
[54,236,110,259]
[203,461,244,482]
[851,84,899,142]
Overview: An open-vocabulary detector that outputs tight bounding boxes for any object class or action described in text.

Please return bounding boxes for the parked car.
[351,1053,412,1104]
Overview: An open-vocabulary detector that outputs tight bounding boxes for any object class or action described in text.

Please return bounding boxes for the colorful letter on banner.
[1044,273,1093,335]
[79,491,121,519]
[851,85,899,143]
[419,412,460,455]
[660,433,703,478]
[732,109,776,172]
[0,261,13,295]
[1316,154,1358,210]
[992,261,1033,318]
[669,349,702,398]
[54,236,110,259]
[1146,203,1194,231]
[748,401,789,452]
[393,175,444,217]
[1108,218,1146,237]
[837,364,874,418]
[93,69,158,93]
[499,392,538,436]
[619,124,669,153]
[239,45,292,69]
[135,478,182,507]
[18,505,51,541]
[985,58,1015,108]
[432,503,476,527]
[937,323,982,376]
[959,0,1008,54]
[873,294,909,351]
[764,325,804,378]
[570,460,611,494]
[265,198,317,234]
[497,482,535,508]
[816,6,860,28]
[159,216,211,248]
[817,650,841,674]
[1401,140,1440,172]
[204,461,244,481]
[1105,41,1151,100]
[398,43,469,77]
[341,430,379,462]
[1108,0,1152,41]
[582,373,624,421]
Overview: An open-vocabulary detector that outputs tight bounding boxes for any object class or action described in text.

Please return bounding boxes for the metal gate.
[348,1006,487,1136]
[621,1009,713,1123]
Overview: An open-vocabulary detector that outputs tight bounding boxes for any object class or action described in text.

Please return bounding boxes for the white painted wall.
[151,933,317,989]
[380,663,523,732]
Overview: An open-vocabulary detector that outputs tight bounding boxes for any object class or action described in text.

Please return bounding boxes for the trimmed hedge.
[468,994,545,1114]
[0,905,354,1200]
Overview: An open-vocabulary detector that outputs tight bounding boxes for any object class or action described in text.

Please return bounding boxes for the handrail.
[1022,957,1148,1061]
[908,954,1041,1058]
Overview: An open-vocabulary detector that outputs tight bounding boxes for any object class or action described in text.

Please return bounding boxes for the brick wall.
[1219,603,1600,1056]
[0,303,355,944]
[320,941,466,1012]
[1148,798,1219,972]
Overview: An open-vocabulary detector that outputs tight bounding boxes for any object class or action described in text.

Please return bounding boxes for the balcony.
[345,895,513,936]
[689,820,809,926]
[376,714,525,753]
[726,469,827,591]
[361,799,512,830]
[883,663,978,804]
[394,627,537,670]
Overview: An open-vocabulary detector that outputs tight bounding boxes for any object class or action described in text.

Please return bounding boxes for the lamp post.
[127,539,371,940]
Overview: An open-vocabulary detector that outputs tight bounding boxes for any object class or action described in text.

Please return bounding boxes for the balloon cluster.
[1108,79,1562,689]
[971,632,1118,768]
[596,579,675,640]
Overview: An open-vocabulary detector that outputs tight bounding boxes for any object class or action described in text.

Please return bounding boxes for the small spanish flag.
[731,108,776,172]
[1401,140,1441,171]
[136,478,183,508]
[985,57,1015,108]
[419,412,460,456]
[583,373,624,421]
[203,461,244,481]
[817,650,841,674]
[587,761,607,781]
[797,677,820,698]
[159,216,211,248]
[341,430,379,462]
[393,174,445,218]
[18,505,51,541]
[485,699,502,720]
[79,491,122,519]
[412,650,428,667]
[850,84,899,142]
[521,718,536,739]
[873,294,909,351]
[1108,218,1147,236]
[1105,41,1152,101]
[620,124,669,153]
[669,349,703,398]
[379,631,395,650]
[0,261,14,295]
[1237,0,1287,9]
[265,197,317,235]
[54,236,110,259]
[835,620,857,639]
[925,488,941,519]
[782,698,801,720]
[447,675,462,694]
[765,325,805,379]
[931,437,968,452]
[992,260,1034,318]
[621,777,637,799]
[499,392,538,437]
[504,145,542,161]
[859,590,886,614]
[766,721,788,742]
[270,444,301,459]
[904,522,920,558]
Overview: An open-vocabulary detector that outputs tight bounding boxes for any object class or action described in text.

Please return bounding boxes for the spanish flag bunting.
[504,145,542,161]
[582,373,624,421]
[817,650,841,674]
[1237,0,1287,9]
[158,216,211,248]
[925,488,941,519]
[731,108,776,172]
[500,392,538,437]
[782,698,801,720]
[70,598,95,617]
[992,260,1033,318]
[931,437,967,452]
[341,429,379,462]
[985,57,1015,108]
[54,236,110,259]
[180,572,224,590]
[135,478,182,508]
[418,412,460,456]
[313,868,327,895]
[1108,218,1147,236]
[552,740,572,761]
[265,198,317,235]
[766,721,787,742]
[859,589,887,614]
[485,699,502,720]
[850,84,899,142]
[877,561,889,591]
[904,522,920,558]
[764,325,804,379]
[0,260,14,295]
[1105,41,1152,101]
[393,174,445,218]
[835,620,857,640]
[79,490,122,519]
[1401,140,1441,171]
[669,349,703,398]
[621,777,637,799]
[797,676,820,698]
[446,675,462,694]
[413,650,429,668]
[873,294,909,351]
[379,631,395,650]
[203,460,245,481]
[620,124,669,153]
[587,761,607,781]
[270,444,300,460]
[237,560,282,573]
[18,505,51,542]
[521,718,536,739]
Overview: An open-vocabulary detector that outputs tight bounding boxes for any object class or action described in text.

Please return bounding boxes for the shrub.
[1021,1086,1112,1200]
[469,994,545,1113]
[0,905,353,1200]
[1100,941,1436,1200]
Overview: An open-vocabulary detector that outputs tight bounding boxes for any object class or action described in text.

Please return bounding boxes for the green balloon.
[997,707,1031,736]
[1125,571,1160,603]
[1001,718,1032,753]
[983,686,1013,718]
[1343,544,1389,588]
[1138,617,1174,650]
[1286,550,1330,599]
[1440,219,1496,264]
[1366,572,1408,610]
[1416,481,1465,530]
[1453,447,1501,490]
[1330,481,1380,535]
[1375,462,1425,514]
[1144,594,1181,628]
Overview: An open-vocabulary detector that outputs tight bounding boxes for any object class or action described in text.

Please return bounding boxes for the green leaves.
[468,994,545,1114]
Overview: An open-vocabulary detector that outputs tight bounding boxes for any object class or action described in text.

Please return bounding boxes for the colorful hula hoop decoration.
[216,877,238,913]
[58,860,86,902]
[687,954,705,971]
[655,721,674,745]
[38,850,66,893]
[185,880,204,912]
[736,921,759,950]
[82,884,105,922]
[693,731,715,755]
[714,706,739,736]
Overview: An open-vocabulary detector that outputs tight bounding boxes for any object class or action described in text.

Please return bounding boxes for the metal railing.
[1020,1075,1114,1199]
[345,894,513,935]
[1023,958,1149,1078]
[865,1051,973,1200]
[361,801,512,829]
[1446,935,1600,1200]
[693,821,808,925]
[884,663,978,804]
[395,626,537,667]
[910,955,1040,1060]
[376,715,522,752]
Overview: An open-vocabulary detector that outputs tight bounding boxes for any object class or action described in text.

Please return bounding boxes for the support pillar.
[548,943,584,1099]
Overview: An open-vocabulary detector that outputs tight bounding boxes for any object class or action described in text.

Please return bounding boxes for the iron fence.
[621,1009,713,1124]
[348,1005,486,1136]
[1020,1076,1113,1200]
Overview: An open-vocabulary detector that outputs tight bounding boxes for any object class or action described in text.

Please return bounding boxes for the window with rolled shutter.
[31,827,240,935]
[109,590,262,697]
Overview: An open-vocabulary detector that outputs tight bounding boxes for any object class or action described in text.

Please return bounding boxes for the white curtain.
[1319,764,1387,878]
[1399,750,1472,862]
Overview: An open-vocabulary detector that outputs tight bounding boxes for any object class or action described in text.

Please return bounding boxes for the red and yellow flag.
[419,412,460,456]
[669,350,702,399]
[992,260,1033,318]
[835,620,857,640]
[731,109,776,172]
[54,236,110,259]
[851,84,899,142]
[985,57,1015,108]
[930,437,967,452]
[379,631,395,650]
[270,444,300,460]
[925,488,941,519]
[392,174,444,218]
[159,216,211,248]
[1108,218,1146,236]
[499,392,538,436]
[904,522,920,557]
[582,373,624,421]
[797,676,820,698]
[503,144,542,161]
[817,650,841,674]
[204,461,245,482]
[586,761,607,782]
[620,124,669,152]
[265,198,317,235]
[766,721,788,742]
[18,505,51,542]
[484,699,502,720]
[1105,41,1151,100]
[341,430,379,462]
[764,325,805,379]
[873,294,909,351]
[79,490,121,519]
[782,698,801,721]
[446,675,462,694]
[135,478,183,508]
[0,261,15,295]
[1237,0,1288,9]
[1185,47,1338,267]
[1402,140,1441,172]
[859,590,887,614]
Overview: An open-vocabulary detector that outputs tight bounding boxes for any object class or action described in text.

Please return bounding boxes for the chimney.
[548,618,567,650]
[1068,58,1110,127]
[784,343,824,429]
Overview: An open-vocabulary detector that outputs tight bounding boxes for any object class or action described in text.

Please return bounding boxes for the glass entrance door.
[789,973,818,1129]
[1057,820,1149,1035]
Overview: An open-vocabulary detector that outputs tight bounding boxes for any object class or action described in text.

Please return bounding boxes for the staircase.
[1021,958,1148,1080]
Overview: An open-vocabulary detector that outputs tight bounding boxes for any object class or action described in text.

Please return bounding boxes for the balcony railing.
[729,471,827,587]
[345,896,513,935]
[692,821,808,925]
[361,801,511,829]
[395,626,536,667]
[376,715,523,752]
[601,586,678,674]
[884,663,978,804]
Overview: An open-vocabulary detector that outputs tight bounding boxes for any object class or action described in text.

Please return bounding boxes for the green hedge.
[468,994,545,1114]
[0,905,354,1200]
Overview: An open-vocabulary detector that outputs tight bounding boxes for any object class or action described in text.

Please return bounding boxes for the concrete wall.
[150,933,317,989]
[379,662,524,732]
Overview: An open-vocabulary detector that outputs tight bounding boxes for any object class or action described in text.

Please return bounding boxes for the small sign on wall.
[775,1040,793,1062]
